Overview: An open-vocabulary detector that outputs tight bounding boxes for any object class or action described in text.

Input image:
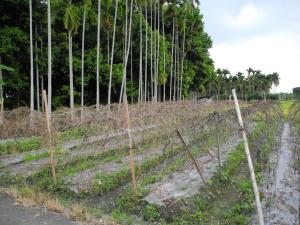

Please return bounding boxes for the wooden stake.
[176,129,207,185]
[232,89,264,225]
[123,92,137,193]
[42,90,57,183]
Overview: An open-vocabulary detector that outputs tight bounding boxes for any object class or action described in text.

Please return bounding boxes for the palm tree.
[47,0,52,114]
[270,72,280,93]
[108,0,119,106]
[236,72,244,98]
[29,0,34,113]
[246,67,254,96]
[64,2,80,113]
[81,0,92,110]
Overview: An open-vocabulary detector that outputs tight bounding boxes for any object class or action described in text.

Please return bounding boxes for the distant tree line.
[211,68,280,101]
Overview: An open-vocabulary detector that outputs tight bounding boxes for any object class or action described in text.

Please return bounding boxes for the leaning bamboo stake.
[176,129,207,185]
[214,114,222,177]
[123,92,137,194]
[42,90,57,183]
[232,89,264,225]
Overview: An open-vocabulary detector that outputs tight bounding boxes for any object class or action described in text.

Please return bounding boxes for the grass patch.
[55,127,86,143]
[280,100,294,120]
[23,151,50,162]
[0,137,43,156]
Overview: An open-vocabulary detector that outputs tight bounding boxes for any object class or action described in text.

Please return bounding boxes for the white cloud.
[229,4,264,29]
[210,33,300,92]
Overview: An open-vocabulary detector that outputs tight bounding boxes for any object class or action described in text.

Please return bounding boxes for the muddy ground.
[143,130,243,205]
[252,122,300,225]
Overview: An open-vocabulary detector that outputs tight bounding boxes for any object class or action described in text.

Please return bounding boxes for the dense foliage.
[293,87,300,99]
[0,0,280,110]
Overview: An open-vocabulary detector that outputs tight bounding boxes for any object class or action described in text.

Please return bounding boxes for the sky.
[200,0,300,93]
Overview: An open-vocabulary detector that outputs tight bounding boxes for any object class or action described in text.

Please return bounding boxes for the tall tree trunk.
[0,56,2,102]
[162,6,165,102]
[169,17,174,101]
[156,1,160,102]
[41,41,44,112]
[35,25,40,112]
[153,1,157,102]
[180,19,186,100]
[138,7,143,103]
[176,29,180,100]
[108,0,119,106]
[150,0,153,101]
[130,41,133,104]
[47,0,52,114]
[96,0,101,108]
[29,0,34,112]
[144,0,148,101]
[173,24,177,101]
[81,4,87,109]
[107,32,110,64]
[118,0,133,105]
[68,30,74,112]
[118,0,128,106]
[0,56,3,123]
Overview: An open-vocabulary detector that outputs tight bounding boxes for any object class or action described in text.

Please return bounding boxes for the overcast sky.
[200,0,300,93]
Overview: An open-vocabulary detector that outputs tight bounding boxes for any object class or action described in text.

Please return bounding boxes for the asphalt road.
[0,193,78,225]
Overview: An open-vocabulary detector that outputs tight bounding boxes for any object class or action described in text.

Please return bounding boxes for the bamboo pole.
[123,92,137,194]
[42,90,57,183]
[176,129,207,185]
[232,89,264,225]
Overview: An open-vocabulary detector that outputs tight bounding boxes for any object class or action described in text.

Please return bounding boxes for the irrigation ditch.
[0,100,299,225]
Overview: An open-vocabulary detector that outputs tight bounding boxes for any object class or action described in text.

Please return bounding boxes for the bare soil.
[143,129,246,205]
[253,123,300,225]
